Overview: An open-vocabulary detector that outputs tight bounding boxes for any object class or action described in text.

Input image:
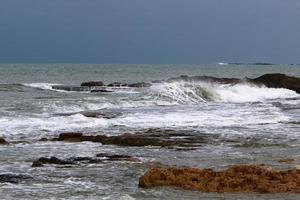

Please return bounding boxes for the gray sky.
[0,0,300,64]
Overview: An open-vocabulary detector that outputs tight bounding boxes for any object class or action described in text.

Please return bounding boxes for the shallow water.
[0,64,299,199]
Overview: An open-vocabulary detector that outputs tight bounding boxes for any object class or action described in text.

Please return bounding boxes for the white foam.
[22,83,60,91]
[151,81,299,104]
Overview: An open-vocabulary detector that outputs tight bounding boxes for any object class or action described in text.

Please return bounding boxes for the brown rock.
[31,160,44,167]
[278,158,295,163]
[58,132,83,142]
[0,138,8,145]
[139,165,300,193]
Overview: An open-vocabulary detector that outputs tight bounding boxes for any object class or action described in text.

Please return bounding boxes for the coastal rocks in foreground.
[32,154,140,167]
[0,137,8,145]
[139,165,300,193]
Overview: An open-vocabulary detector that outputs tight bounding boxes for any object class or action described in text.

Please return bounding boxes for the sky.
[0,0,300,64]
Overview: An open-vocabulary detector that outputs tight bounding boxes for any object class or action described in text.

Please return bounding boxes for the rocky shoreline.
[51,73,300,94]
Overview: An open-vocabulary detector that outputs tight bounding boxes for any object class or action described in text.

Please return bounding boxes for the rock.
[139,165,300,193]
[278,158,295,163]
[52,85,91,91]
[0,137,8,145]
[80,81,104,87]
[128,82,152,88]
[53,129,212,148]
[251,73,300,93]
[96,153,140,162]
[37,157,75,165]
[32,154,139,167]
[81,111,121,119]
[107,82,128,87]
[32,160,44,167]
[57,132,83,142]
[0,174,33,184]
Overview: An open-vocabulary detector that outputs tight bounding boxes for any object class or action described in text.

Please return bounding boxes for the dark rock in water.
[251,73,300,93]
[139,165,300,193]
[32,160,44,167]
[81,111,122,119]
[52,85,91,91]
[37,157,75,165]
[0,174,33,184]
[0,137,8,145]
[107,82,128,87]
[57,132,83,142]
[80,81,104,87]
[54,129,212,148]
[128,82,152,88]
[32,154,140,167]
[96,153,140,162]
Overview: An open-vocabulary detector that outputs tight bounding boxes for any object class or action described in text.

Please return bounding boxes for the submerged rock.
[57,132,83,142]
[52,85,91,91]
[32,154,140,167]
[80,81,104,87]
[0,174,33,184]
[251,73,300,93]
[278,158,295,163]
[53,129,212,148]
[139,165,300,193]
[128,82,152,87]
[0,137,8,145]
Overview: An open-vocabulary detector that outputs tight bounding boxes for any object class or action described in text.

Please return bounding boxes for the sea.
[0,64,299,199]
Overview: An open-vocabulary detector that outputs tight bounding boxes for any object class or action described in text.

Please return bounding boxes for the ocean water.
[0,64,299,199]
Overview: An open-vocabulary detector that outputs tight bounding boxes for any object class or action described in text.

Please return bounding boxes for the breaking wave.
[151,81,299,103]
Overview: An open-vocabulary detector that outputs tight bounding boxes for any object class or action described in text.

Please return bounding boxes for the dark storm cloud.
[0,0,300,63]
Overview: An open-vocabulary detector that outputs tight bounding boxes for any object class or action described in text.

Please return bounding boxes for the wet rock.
[128,82,152,88]
[278,158,295,163]
[107,82,128,87]
[32,154,140,167]
[54,129,213,148]
[80,111,122,119]
[139,165,300,193]
[0,137,8,145]
[251,73,300,93]
[52,85,91,91]
[32,160,44,167]
[57,132,83,142]
[80,81,104,87]
[0,174,33,184]
[37,157,75,165]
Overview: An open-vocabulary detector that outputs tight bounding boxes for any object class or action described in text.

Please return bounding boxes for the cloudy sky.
[0,0,300,64]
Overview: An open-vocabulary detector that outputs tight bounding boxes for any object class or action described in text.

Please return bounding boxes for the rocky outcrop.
[32,154,140,167]
[139,165,300,193]
[250,73,300,93]
[0,174,33,184]
[80,81,104,87]
[52,129,211,148]
[0,137,8,145]
[128,82,152,87]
